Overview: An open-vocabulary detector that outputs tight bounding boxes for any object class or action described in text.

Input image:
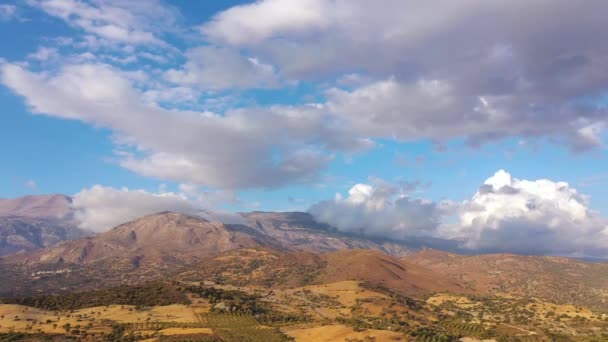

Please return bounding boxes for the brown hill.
[319,249,464,294]
[0,212,285,295]
[15,212,284,267]
[405,249,608,309]
[241,211,415,256]
[178,248,464,295]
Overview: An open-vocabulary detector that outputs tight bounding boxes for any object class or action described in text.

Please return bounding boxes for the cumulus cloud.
[309,179,443,240]
[310,171,608,257]
[203,0,608,149]
[441,170,608,257]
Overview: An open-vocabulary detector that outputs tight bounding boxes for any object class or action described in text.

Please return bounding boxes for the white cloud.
[141,86,199,107]
[72,185,198,232]
[323,77,606,148]
[310,171,608,257]
[203,0,608,149]
[27,0,179,46]
[309,178,442,240]
[4,0,608,198]
[71,184,246,232]
[27,47,59,61]
[138,51,167,64]
[0,4,16,21]
[440,170,608,257]
[0,62,369,189]
[201,0,329,45]
[165,46,280,90]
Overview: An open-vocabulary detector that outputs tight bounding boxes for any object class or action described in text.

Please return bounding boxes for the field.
[1,281,608,341]
[0,304,291,341]
[285,324,404,341]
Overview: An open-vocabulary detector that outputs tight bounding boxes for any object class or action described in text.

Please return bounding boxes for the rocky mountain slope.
[0,195,427,258]
[13,212,284,267]
[0,216,89,255]
[0,212,286,295]
[0,194,89,256]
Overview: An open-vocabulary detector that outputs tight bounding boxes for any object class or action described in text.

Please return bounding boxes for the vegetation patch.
[1,282,188,311]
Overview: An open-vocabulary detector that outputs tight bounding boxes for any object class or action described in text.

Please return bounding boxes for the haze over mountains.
[0,194,73,218]
[0,195,90,256]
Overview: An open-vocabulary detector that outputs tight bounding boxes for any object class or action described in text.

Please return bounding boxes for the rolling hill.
[178,248,464,296]
[405,249,608,309]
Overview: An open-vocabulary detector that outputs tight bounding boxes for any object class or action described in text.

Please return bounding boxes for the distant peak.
[133,211,209,222]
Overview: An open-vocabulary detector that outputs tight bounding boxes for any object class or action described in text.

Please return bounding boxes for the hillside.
[178,248,464,296]
[0,216,89,255]
[405,249,608,309]
[16,212,284,266]
[3,276,607,341]
[0,212,285,295]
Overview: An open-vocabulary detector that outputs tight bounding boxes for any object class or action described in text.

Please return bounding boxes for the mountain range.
[1,194,608,341]
[0,194,425,258]
[0,196,606,311]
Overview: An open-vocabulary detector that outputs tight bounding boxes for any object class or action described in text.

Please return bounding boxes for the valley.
[1,277,607,341]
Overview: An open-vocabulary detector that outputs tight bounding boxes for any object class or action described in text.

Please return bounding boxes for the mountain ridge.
[0,194,90,256]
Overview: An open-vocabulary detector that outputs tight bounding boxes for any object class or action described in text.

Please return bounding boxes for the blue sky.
[1,0,607,255]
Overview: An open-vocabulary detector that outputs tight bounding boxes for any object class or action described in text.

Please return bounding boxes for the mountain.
[0,212,286,295]
[405,249,608,309]
[0,194,90,256]
[0,194,435,258]
[0,194,73,218]
[241,211,416,256]
[178,248,464,295]
[2,211,608,341]
[14,212,284,267]
[0,195,427,258]
[0,216,89,255]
